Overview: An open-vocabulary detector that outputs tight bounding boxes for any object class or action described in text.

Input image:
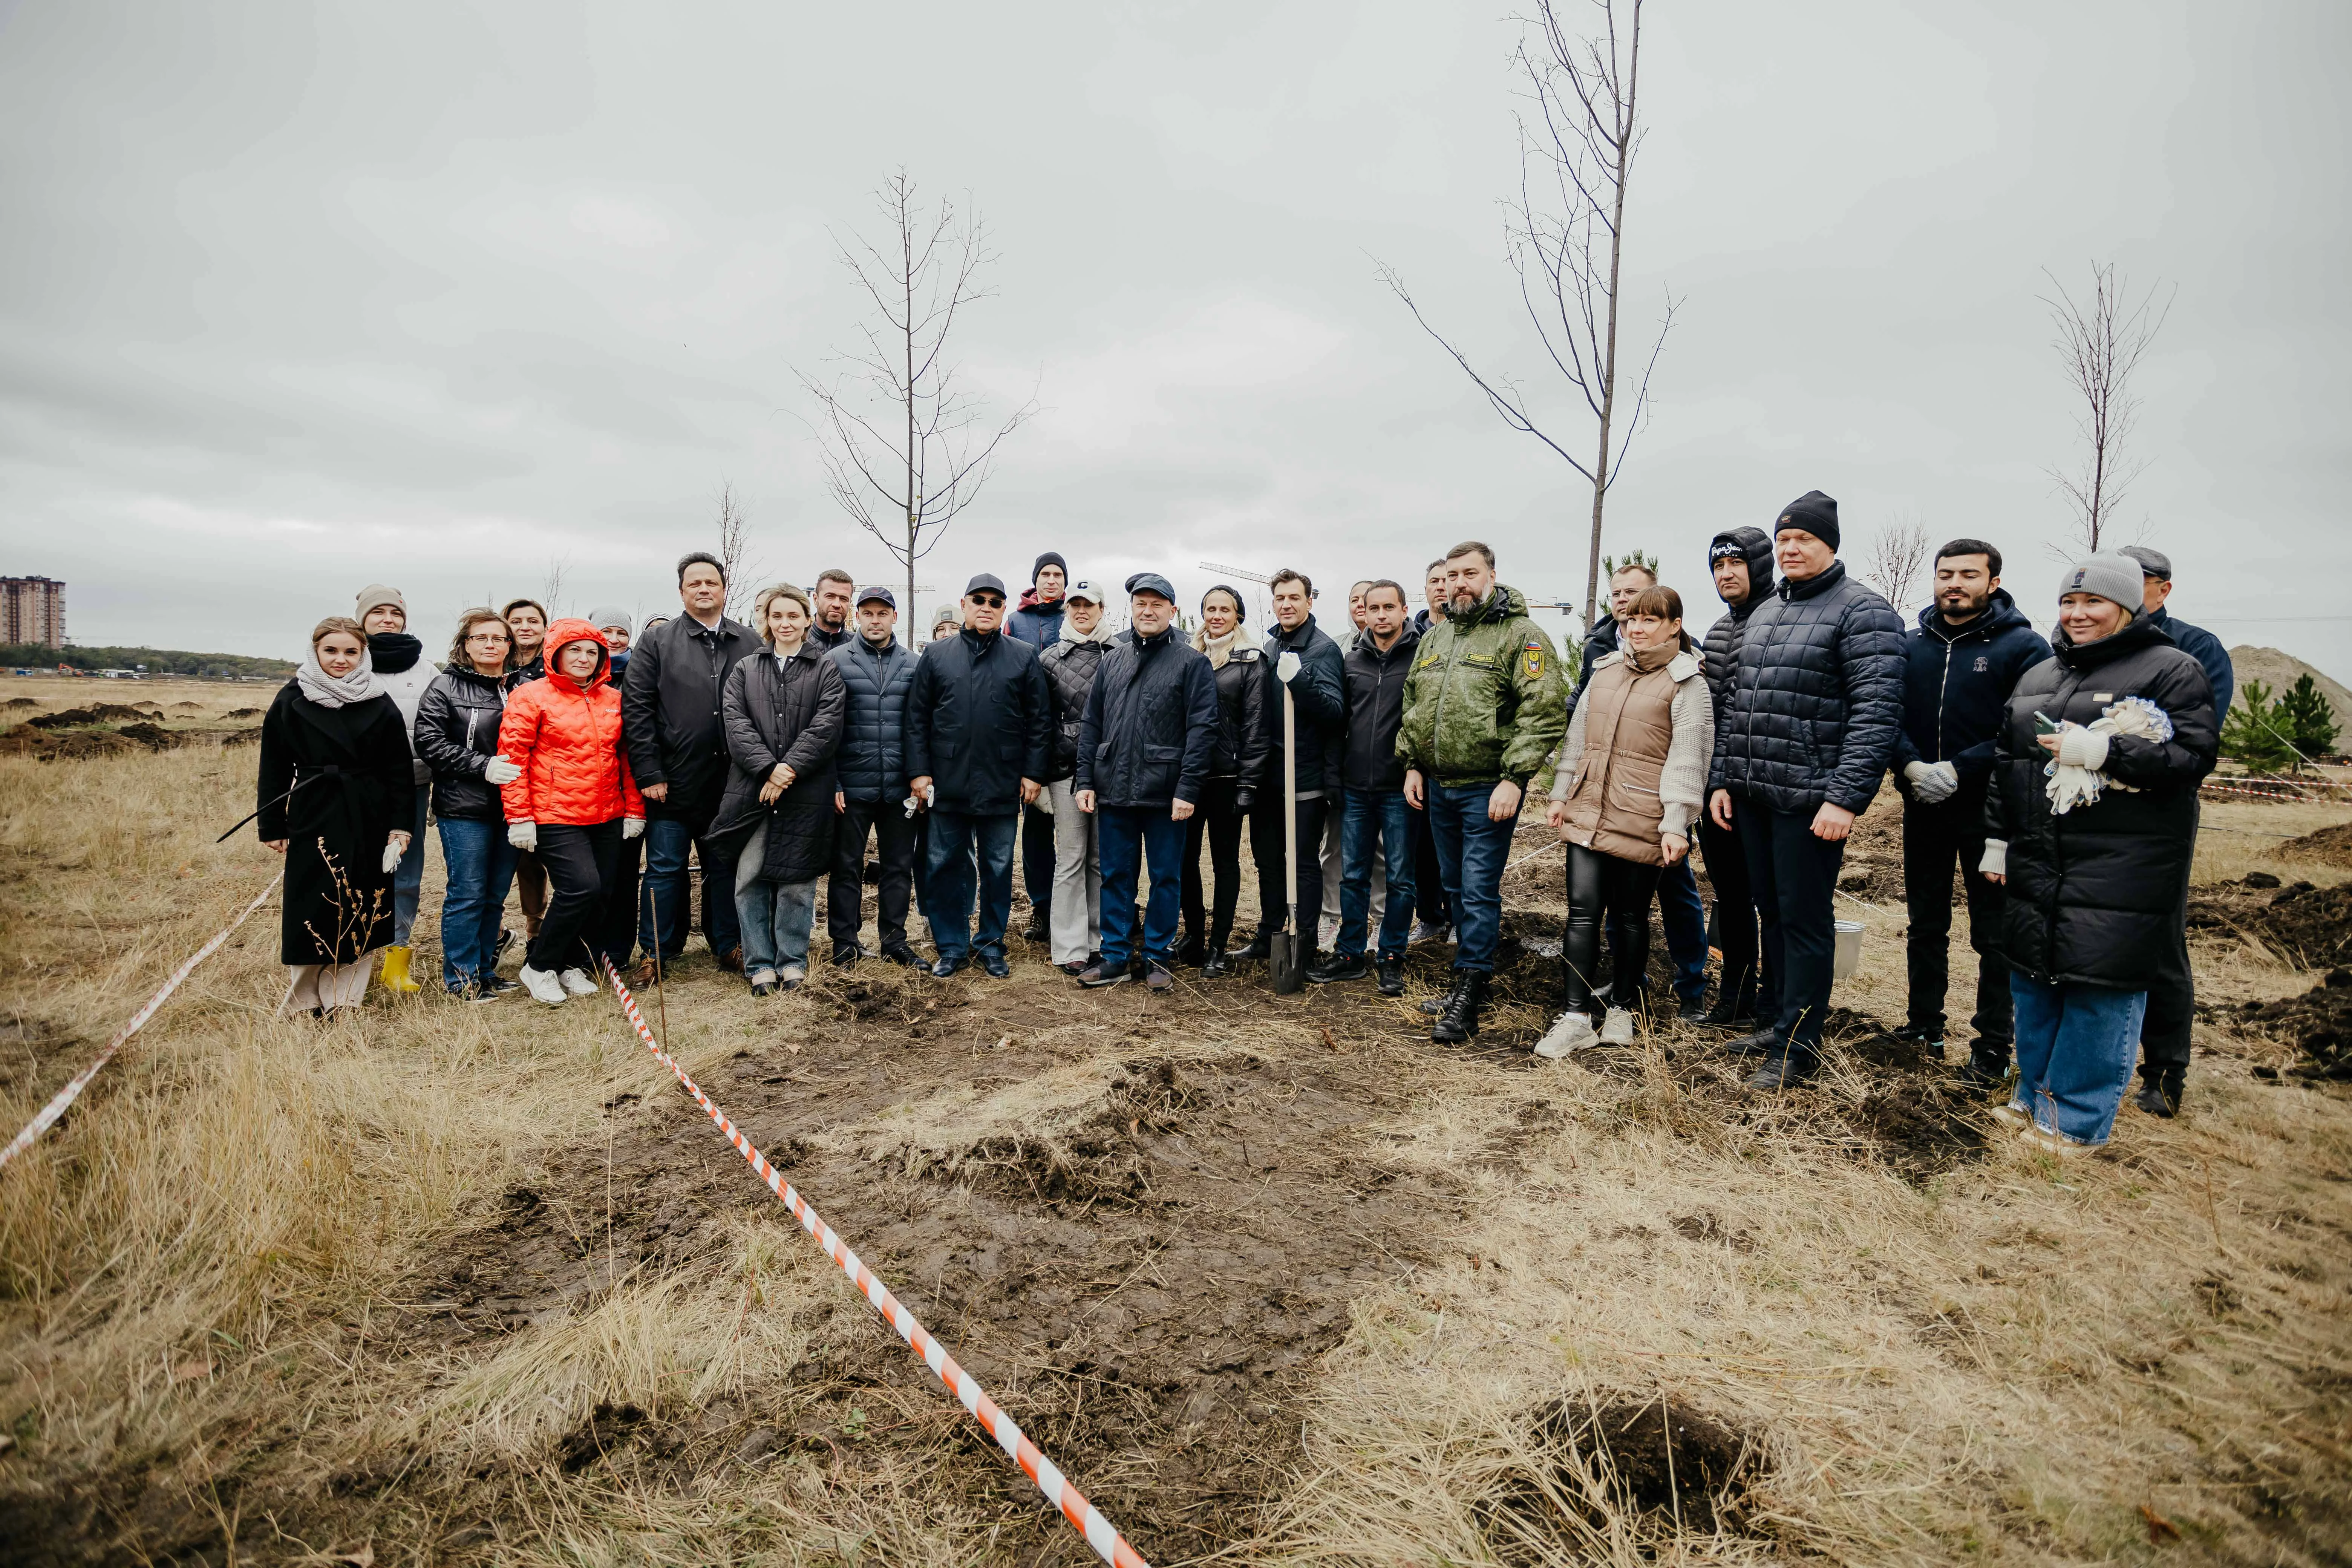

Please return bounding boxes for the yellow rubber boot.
[380,945,422,994]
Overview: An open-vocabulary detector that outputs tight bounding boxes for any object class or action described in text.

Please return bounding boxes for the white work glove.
[2056,726,2110,771]
[1978,839,2007,878]
[508,821,537,853]
[482,752,522,786]
[1275,650,1302,684]
[381,834,409,874]
[1034,789,1054,818]
[1903,759,1960,804]
[622,817,645,840]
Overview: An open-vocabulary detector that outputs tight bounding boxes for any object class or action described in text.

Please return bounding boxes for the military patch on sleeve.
[1522,638,1545,680]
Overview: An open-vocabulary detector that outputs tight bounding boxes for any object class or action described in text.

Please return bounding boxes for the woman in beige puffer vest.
[1536,586,1715,1055]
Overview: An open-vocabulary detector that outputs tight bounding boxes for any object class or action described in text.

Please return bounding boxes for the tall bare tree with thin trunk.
[2043,261,2173,555]
[712,480,760,623]
[1377,0,1675,628]
[801,171,1035,644]
[1862,515,1933,612]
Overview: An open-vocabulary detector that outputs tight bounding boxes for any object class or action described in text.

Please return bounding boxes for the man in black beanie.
[1007,551,1070,939]
[1707,490,1906,1087]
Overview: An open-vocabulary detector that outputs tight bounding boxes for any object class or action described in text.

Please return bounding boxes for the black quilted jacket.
[827,634,916,802]
[1040,634,1110,782]
[1708,560,1906,814]
[1983,615,2217,989]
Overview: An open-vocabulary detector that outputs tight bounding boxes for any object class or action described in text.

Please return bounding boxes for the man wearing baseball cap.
[2116,545,2231,1118]
[1073,573,1219,990]
[825,586,922,967]
[905,573,1055,977]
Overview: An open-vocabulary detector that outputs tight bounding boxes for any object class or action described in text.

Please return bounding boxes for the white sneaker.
[558,967,598,997]
[1599,1008,1637,1046]
[519,965,568,1006]
[1533,1011,1600,1058]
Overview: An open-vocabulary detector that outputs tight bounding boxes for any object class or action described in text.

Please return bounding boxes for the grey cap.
[2117,544,2172,581]
[1124,570,1177,602]
[2058,553,2146,611]
[586,604,632,635]
[1064,579,1104,605]
[855,584,897,608]
[964,572,1008,599]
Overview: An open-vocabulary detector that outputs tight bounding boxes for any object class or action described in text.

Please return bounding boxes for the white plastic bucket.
[1832,919,1865,982]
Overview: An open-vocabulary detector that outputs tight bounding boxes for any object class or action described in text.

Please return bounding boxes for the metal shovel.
[1270,682,1305,994]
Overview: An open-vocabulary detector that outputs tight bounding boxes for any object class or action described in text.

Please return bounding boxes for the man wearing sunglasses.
[905,573,1056,977]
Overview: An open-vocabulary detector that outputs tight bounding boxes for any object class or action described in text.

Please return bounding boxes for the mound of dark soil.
[2281,821,2352,870]
[1479,1392,1762,1558]
[2232,970,2352,1080]
[3,696,35,708]
[2190,877,2352,969]
[223,706,262,719]
[24,703,150,728]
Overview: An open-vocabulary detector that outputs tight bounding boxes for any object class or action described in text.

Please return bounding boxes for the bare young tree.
[1377,0,1676,627]
[712,479,761,622]
[541,556,570,620]
[2043,261,2173,554]
[1862,516,1933,610]
[801,171,1035,643]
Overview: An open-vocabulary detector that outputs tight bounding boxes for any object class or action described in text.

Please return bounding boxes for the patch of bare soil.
[2,696,37,708]
[1478,1392,1766,1560]
[343,980,1467,1560]
[2228,969,2352,1080]
[2190,875,2352,969]
[2280,820,2352,870]
[23,704,151,729]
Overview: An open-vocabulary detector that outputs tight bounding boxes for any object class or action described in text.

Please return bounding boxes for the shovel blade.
[1271,931,1305,994]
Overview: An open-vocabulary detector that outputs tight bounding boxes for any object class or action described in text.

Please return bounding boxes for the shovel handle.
[1282,683,1298,920]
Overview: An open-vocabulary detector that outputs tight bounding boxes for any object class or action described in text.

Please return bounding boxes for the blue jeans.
[1097,805,1185,969]
[1339,789,1418,960]
[640,817,742,962]
[925,809,1018,965]
[2010,973,2147,1146]
[435,816,519,990]
[392,784,428,945]
[736,879,818,975]
[1426,782,1519,972]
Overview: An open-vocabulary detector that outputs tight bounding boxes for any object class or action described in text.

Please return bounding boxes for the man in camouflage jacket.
[1396,540,1568,1042]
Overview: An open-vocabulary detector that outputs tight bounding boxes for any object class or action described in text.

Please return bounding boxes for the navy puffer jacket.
[1984,614,2217,989]
[828,634,916,802]
[1892,590,2053,786]
[1076,628,1220,809]
[1709,560,1906,814]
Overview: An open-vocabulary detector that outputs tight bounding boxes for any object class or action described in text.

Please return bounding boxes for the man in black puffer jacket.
[1891,540,2052,1083]
[825,586,920,968]
[1697,526,1776,1030]
[1073,574,1219,989]
[1238,568,1347,962]
[906,574,1055,978]
[1707,491,1906,1086]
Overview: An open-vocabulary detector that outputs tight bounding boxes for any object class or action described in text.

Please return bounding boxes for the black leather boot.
[1431,972,1488,1044]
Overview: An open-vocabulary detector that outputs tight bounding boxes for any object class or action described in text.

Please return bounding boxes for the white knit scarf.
[1198,620,1259,670]
[296,645,380,709]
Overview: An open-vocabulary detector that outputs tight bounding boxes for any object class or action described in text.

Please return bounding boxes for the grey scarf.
[296,645,380,709]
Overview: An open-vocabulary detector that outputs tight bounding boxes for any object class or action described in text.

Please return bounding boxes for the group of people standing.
[253,499,2223,1151]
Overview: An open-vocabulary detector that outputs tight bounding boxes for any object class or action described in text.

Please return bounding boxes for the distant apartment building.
[2,576,67,649]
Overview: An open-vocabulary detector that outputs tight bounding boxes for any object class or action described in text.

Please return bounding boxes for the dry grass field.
[2,674,2350,1566]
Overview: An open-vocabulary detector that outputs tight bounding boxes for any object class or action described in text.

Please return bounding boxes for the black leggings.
[1181,776,1248,951]
[529,821,622,975]
[1563,844,1663,1016]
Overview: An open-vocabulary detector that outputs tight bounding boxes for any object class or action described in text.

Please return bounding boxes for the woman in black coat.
[1981,554,2217,1151]
[257,617,417,1016]
[1185,584,1271,974]
[414,608,525,998]
[709,585,847,995]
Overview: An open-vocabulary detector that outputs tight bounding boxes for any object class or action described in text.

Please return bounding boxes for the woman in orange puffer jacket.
[498,619,645,1004]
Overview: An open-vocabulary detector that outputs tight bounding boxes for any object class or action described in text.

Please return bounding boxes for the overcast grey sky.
[3,1,2346,674]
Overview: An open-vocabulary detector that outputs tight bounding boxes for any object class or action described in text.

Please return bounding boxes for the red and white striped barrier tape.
[1,873,281,1173]
[598,957,1151,1568]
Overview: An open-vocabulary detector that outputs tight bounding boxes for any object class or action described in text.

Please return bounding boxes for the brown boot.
[718,945,743,974]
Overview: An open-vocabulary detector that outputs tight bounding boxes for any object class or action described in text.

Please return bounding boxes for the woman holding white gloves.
[1536,586,1714,1057]
[496,619,645,1005]
[1980,553,2217,1150]
[415,609,528,1000]
[256,617,417,1017]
